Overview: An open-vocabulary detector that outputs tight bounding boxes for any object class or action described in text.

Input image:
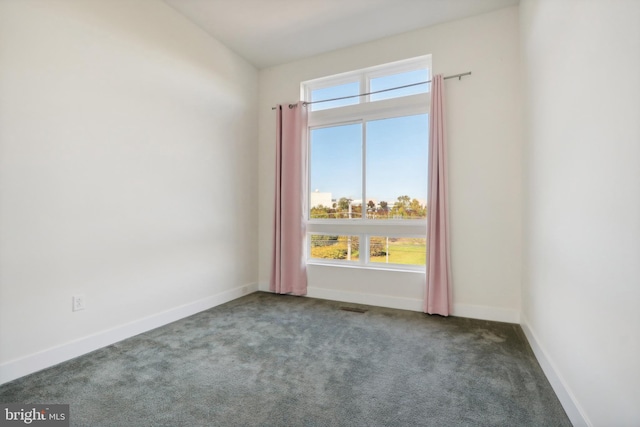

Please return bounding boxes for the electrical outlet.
[72,294,85,312]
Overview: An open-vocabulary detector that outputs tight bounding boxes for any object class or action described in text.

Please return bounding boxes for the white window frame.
[303,56,431,271]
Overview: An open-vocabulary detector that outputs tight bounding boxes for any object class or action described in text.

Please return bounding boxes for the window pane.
[370,69,429,102]
[311,82,360,111]
[310,124,362,219]
[366,115,428,220]
[369,237,426,265]
[310,235,359,261]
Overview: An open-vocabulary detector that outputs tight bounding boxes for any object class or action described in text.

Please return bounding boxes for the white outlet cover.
[73,294,85,312]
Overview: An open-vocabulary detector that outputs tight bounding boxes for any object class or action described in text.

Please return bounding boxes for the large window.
[304,56,431,270]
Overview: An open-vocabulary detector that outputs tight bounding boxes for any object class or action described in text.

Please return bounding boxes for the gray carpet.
[0,292,571,426]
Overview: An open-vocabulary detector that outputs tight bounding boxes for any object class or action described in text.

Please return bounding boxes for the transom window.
[303,56,431,270]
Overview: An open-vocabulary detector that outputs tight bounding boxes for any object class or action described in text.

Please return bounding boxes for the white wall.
[520,0,640,425]
[0,0,258,382]
[258,7,522,322]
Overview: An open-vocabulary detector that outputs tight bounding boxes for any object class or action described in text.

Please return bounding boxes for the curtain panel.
[424,75,452,316]
[270,102,308,296]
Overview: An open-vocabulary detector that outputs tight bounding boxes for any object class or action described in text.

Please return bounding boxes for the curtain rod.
[271,71,471,110]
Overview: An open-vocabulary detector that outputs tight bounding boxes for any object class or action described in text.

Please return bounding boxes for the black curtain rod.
[271,71,471,110]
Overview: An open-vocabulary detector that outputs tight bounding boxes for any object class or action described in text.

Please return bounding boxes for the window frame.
[302,56,431,272]
[302,56,431,109]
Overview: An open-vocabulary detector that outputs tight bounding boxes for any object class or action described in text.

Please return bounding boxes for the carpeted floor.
[0,292,571,426]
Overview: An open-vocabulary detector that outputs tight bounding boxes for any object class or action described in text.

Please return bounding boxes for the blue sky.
[310,114,428,205]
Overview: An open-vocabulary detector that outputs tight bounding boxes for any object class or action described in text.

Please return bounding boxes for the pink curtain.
[270,102,308,296]
[424,75,452,316]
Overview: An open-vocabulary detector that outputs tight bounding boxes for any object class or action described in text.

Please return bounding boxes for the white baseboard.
[264,284,519,323]
[453,303,520,323]
[307,286,424,312]
[0,283,258,386]
[520,315,590,427]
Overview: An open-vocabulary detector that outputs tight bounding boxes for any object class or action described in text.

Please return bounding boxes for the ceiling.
[163,0,518,69]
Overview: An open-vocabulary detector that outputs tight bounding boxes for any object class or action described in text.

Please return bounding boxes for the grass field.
[370,239,426,265]
[310,236,425,265]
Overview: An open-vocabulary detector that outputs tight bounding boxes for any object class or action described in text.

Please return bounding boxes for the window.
[303,56,431,270]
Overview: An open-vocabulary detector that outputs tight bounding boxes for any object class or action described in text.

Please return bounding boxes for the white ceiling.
[163,0,518,69]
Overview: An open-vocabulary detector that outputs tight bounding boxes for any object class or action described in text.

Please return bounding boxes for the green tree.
[338,197,351,210]
[409,199,426,218]
[396,195,411,209]
[391,195,411,218]
[370,237,387,257]
[310,205,330,219]
[377,201,389,219]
